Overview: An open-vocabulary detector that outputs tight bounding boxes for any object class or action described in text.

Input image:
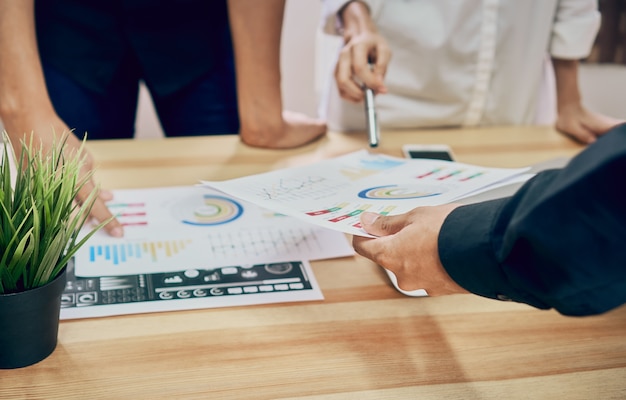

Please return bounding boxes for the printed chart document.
[64,185,353,319]
[202,150,530,237]
[74,186,354,277]
[61,258,322,320]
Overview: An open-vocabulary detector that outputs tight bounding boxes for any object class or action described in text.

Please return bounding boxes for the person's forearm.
[552,58,582,113]
[0,0,56,142]
[440,124,626,316]
[227,0,285,147]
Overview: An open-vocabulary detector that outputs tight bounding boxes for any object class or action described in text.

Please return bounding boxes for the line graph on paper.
[205,226,327,260]
[256,176,346,202]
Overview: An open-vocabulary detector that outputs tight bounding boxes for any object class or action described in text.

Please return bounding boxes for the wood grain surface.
[1,126,624,400]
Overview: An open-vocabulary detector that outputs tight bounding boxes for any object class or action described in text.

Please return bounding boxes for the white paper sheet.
[74,186,354,277]
[201,150,530,237]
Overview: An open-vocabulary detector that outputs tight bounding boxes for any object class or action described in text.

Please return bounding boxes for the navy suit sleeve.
[438,124,626,316]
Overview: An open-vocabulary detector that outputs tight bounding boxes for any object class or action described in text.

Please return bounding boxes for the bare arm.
[0,0,122,237]
[227,0,325,149]
[0,0,59,138]
[552,58,621,144]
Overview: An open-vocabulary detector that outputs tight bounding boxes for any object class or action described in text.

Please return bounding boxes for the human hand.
[352,206,468,296]
[5,115,123,237]
[239,110,326,149]
[277,110,327,148]
[62,133,124,238]
[335,1,391,102]
[555,103,623,145]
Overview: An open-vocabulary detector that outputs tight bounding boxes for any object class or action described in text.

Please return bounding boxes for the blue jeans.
[43,62,239,140]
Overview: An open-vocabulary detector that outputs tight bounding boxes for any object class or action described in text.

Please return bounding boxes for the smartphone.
[402,144,456,161]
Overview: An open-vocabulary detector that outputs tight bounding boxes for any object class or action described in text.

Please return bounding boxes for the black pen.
[364,85,379,148]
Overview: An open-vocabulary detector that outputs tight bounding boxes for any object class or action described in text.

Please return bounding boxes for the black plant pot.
[0,269,67,369]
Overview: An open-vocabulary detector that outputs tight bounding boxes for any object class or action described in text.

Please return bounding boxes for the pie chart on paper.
[174,194,244,226]
[357,185,444,200]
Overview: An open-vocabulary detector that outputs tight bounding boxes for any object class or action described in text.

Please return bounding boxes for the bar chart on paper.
[74,186,354,277]
[78,225,347,275]
[87,239,193,266]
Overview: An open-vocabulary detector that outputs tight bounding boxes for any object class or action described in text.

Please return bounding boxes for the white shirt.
[319,0,600,132]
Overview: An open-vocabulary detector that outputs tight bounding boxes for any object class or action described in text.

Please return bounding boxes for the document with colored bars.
[202,150,531,237]
[61,186,354,320]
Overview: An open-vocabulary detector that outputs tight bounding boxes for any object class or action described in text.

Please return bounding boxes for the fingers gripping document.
[202,150,531,297]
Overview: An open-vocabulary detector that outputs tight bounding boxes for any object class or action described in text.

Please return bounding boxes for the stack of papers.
[64,186,354,319]
[64,150,532,318]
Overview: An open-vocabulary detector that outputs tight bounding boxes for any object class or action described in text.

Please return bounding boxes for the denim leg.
[149,56,240,137]
[43,64,139,140]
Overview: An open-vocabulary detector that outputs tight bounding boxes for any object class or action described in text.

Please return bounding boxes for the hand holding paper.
[353,206,469,297]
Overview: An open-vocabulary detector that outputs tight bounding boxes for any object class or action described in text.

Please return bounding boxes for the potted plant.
[0,131,105,369]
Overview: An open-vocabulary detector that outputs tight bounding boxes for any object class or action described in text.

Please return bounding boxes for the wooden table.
[2,126,625,399]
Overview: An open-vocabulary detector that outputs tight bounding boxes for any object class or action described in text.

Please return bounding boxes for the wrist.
[0,105,59,141]
[556,99,583,116]
[238,107,285,148]
[339,1,376,41]
[0,85,57,123]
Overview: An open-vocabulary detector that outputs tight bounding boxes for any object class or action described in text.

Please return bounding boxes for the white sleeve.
[320,0,385,35]
[550,0,601,59]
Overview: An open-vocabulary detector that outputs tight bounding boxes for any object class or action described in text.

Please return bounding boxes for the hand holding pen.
[333,0,391,103]
[331,0,390,147]
[335,2,391,147]
[331,0,391,146]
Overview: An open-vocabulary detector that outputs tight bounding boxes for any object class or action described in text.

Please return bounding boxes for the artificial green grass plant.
[0,132,105,294]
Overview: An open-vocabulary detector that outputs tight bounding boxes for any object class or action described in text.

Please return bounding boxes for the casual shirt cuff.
[321,0,353,35]
[550,7,600,59]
